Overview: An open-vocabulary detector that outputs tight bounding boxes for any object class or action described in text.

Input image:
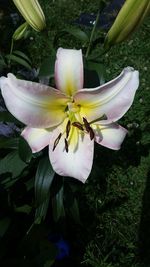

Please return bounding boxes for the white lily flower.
[0,48,139,182]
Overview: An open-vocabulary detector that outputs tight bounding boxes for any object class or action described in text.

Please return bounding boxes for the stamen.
[53,133,62,151]
[66,120,71,138]
[83,117,95,140]
[83,117,91,132]
[64,138,69,153]
[72,122,84,131]
[89,127,95,140]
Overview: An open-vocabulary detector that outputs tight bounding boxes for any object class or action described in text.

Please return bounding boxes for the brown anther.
[72,122,84,131]
[89,127,95,140]
[83,117,95,140]
[53,133,62,151]
[83,117,91,132]
[66,120,71,138]
[64,138,69,153]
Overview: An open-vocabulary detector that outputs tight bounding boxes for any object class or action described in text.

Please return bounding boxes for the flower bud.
[104,0,150,49]
[12,22,28,40]
[13,0,46,32]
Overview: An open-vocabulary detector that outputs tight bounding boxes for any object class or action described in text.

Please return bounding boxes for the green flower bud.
[104,0,150,49]
[13,0,46,32]
[12,22,28,40]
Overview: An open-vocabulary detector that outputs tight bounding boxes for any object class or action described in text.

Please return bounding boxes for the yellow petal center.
[67,101,80,113]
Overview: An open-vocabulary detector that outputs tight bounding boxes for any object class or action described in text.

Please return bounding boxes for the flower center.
[52,117,95,153]
[67,101,80,113]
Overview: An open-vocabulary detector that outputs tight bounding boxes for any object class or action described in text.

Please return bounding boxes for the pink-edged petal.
[49,127,94,183]
[22,127,52,153]
[55,48,83,96]
[0,73,69,128]
[74,67,139,123]
[94,123,127,150]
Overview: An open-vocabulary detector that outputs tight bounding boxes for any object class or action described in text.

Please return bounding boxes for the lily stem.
[85,9,100,58]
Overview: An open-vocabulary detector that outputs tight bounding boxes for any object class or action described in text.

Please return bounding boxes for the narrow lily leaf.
[0,151,27,178]
[19,136,32,163]
[0,57,7,69]
[64,182,80,224]
[0,137,19,149]
[5,54,32,70]
[52,186,65,222]
[84,68,100,88]
[0,111,21,124]
[35,241,57,267]
[35,157,55,223]
[63,27,89,43]
[0,217,11,238]
[69,198,81,224]
[39,55,55,78]
[14,204,32,214]
[85,61,106,85]
[13,50,32,64]
[25,177,34,191]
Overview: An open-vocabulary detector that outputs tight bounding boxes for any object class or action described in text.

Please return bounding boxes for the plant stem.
[8,38,14,67]
[85,9,100,58]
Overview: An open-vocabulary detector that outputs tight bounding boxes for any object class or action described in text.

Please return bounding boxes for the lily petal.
[22,127,52,153]
[74,67,139,123]
[49,127,94,183]
[94,123,127,150]
[0,73,68,128]
[55,48,83,96]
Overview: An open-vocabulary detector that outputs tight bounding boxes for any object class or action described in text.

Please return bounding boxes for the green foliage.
[52,185,65,222]
[5,53,32,70]
[35,157,55,223]
[18,137,32,163]
[0,151,27,178]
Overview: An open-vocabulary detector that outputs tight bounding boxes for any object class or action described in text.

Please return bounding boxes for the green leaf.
[69,198,81,224]
[36,241,57,267]
[0,217,11,238]
[5,54,32,70]
[85,60,106,85]
[39,54,55,77]
[52,186,65,222]
[35,157,55,223]
[44,259,55,267]
[0,57,7,69]
[14,204,32,214]
[25,177,34,191]
[0,137,19,149]
[0,151,27,178]
[64,182,80,223]
[0,111,21,124]
[13,50,32,64]
[63,27,89,43]
[19,136,32,163]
